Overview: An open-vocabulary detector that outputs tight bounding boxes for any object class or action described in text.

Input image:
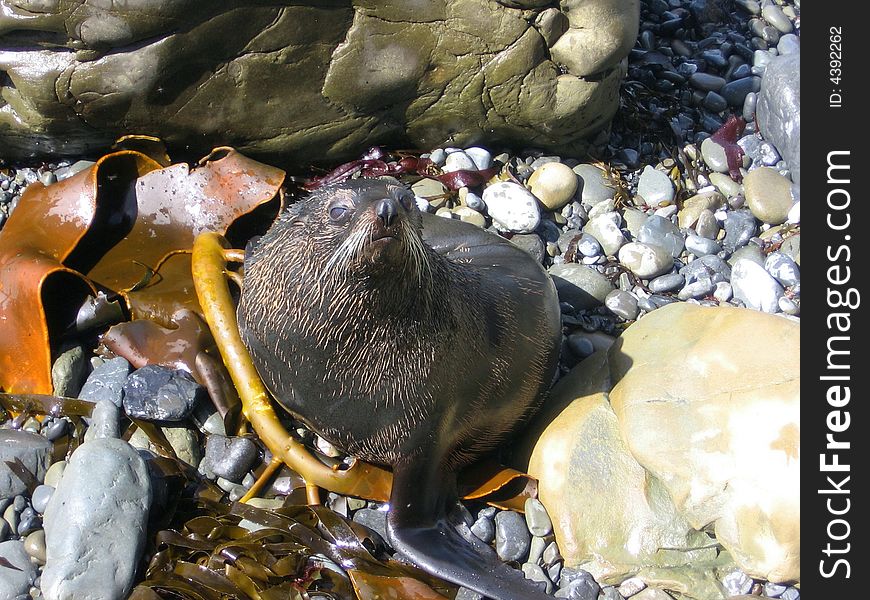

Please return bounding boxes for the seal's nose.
[375,198,398,227]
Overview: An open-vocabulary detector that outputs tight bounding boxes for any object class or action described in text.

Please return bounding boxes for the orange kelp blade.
[0,151,162,393]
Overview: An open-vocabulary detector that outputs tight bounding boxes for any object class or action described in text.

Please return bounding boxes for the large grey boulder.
[756,53,800,185]
[0,0,638,161]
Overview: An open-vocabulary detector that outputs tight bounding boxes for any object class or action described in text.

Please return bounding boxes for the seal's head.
[278,179,430,284]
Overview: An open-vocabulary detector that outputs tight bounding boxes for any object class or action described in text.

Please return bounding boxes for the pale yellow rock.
[744,167,794,225]
[453,206,486,228]
[609,303,800,582]
[678,192,726,229]
[528,162,579,210]
[527,353,715,583]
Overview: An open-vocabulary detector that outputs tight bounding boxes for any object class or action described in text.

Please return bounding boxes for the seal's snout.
[375,198,398,227]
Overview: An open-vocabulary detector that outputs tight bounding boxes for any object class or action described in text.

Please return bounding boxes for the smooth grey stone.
[729,63,751,80]
[702,87,728,113]
[723,209,758,251]
[352,508,389,547]
[780,233,800,264]
[761,24,780,44]
[78,357,132,407]
[680,254,732,285]
[757,53,800,185]
[605,290,639,321]
[478,506,498,520]
[528,535,547,565]
[695,207,721,238]
[86,399,121,441]
[51,345,88,398]
[688,72,726,92]
[548,264,615,309]
[16,506,40,536]
[31,485,55,515]
[742,91,758,121]
[618,242,674,279]
[638,215,684,257]
[779,296,799,315]
[700,137,729,173]
[583,212,627,256]
[678,279,714,300]
[463,146,492,171]
[429,148,446,166]
[542,540,561,565]
[636,166,675,207]
[777,33,800,55]
[753,49,773,68]
[522,562,553,594]
[722,570,754,595]
[122,365,204,422]
[780,587,800,600]
[573,164,616,207]
[765,251,800,286]
[729,244,767,268]
[713,281,733,302]
[443,150,478,173]
[470,517,495,543]
[577,233,603,257]
[557,568,600,600]
[494,510,531,562]
[456,588,485,600]
[524,498,553,537]
[731,259,784,313]
[548,561,562,584]
[510,233,546,264]
[762,4,792,33]
[721,76,761,106]
[0,540,37,598]
[764,582,788,597]
[42,437,151,600]
[0,517,9,541]
[203,435,259,484]
[735,0,761,13]
[0,430,53,500]
[649,273,685,293]
[602,586,626,600]
[700,49,727,68]
[43,418,68,441]
[685,234,721,256]
[567,334,596,359]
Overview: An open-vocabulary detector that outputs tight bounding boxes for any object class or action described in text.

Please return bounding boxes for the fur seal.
[238,178,561,599]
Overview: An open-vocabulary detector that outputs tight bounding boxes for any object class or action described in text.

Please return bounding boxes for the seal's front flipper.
[386,463,553,600]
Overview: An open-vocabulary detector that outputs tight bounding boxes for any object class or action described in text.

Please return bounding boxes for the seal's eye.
[329,205,349,221]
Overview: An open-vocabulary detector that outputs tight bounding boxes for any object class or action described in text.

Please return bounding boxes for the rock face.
[525,303,799,590]
[0,1,638,161]
[756,53,800,185]
[608,304,800,583]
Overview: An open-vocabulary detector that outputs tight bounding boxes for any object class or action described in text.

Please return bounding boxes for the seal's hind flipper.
[386,463,554,600]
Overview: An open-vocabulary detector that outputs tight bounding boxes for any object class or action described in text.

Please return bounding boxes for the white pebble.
[483,181,541,233]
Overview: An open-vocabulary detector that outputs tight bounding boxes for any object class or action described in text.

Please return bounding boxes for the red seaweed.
[710,115,746,182]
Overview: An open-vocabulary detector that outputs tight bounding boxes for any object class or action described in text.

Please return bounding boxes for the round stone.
[618,243,674,279]
[548,264,616,310]
[708,172,741,199]
[605,290,640,321]
[764,251,800,287]
[649,273,685,293]
[483,181,541,233]
[700,137,730,173]
[703,91,728,113]
[463,147,493,170]
[678,279,714,300]
[521,563,553,594]
[689,72,727,91]
[636,166,675,206]
[685,234,721,256]
[524,498,553,537]
[713,281,733,302]
[583,213,627,257]
[471,517,495,544]
[573,164,616,207]
[453,206,486,228]
[528,162,579,210]
[24,529,46,564]
[744,167,794,224]
[494,510,531,562]
[638,215,684,257]
[443,151,478,173]
[723,210,758,251]
[721,76,761,106]
[31,485,54,515]
[761,4,792,33]
[731,259,784,313]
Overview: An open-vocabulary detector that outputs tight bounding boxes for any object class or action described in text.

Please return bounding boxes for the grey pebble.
[511,233,546,264]
[762,4,793,33]
[577,233,603,257]
[122,365,204,421]
[522,563,553,594]
[685,234,721,256]
[636,166,675,207]
[495,510,531,562]
[524,498,553,537]
[455,588,485,600]
[43,418,68,441]
[680,254,732,285]
[548,263,616,310]
[777,33,800,55]
[557,568,601,600]
[700,137,729,173]
[721,76,761,106]
[31,485,54,515]
[729,244,767,268]
[203,435,258,484]
[567,334,596,359]
[702,91,728,113]
[605,290,640,321]
[689,72,726,92]
[780,587,800,600]
[542,540,561,565]
[764,582,787,597]
[723,209,758,251]
[352,508,390,547]
[573,164,616,207]
[778,296,800,315]
[602,586,626,600]
[78,357,132,407]
[51,345,88,398]
[0,540,38,598]
[713,281,733,302]
[649,273,685,293]
[528,535,547,565]
[731,259,784,313]
[638,215,684,257]
[742,91,758,121]
[16,506,40,536]
[471,517,495,543]
[722,570,754,595]
[765,251,799,286]
[678,279,714,300]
